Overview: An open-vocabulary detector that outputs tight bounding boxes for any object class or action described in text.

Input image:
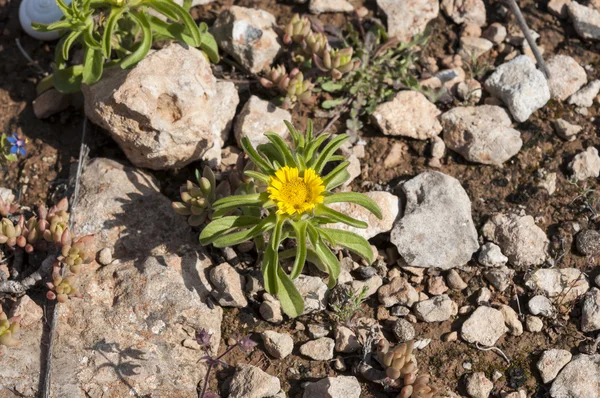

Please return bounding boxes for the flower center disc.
[280,178,309,209]
[267,166,325,216]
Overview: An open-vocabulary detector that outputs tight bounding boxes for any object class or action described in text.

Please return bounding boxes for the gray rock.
[575,229,600,255]
[392,318,416,342]
[482,213,548,268]
[483,266,514,292]
[485,55,551,122]
[8,295,43,328]
[446,269,468,290]
[537,349,572,384]
[335,326,360,353]
[303,376,361,398]
[309,0,354,13]
[350,275,384,299]
[413,294,457,322]
[526,315,544,332]
[568,2,600,40]
[372,90,442,140]
[581,287,600,332]
[477,287,492,305]
[550,354,600,398]
[82,44,238,169]
[229,364,281,398]
[441,0,486,26]
[294,275,328,314]
[478,242,508,267]
[483,22,507,44]
[549,0,570,18]
[525,268,590,303]
[441,105,522,165]
[328,191,400,240]
[261,331,294,359]
[212,6,281,74]
[547,55,588,101]
[465,372,493,398]
[554,119,583,141]
[497,304,523,336]
[234,96,291,148]
[568,80,600,107]
[33,88,72,119]
[378,276,419,307]
[459,37,494,60]
[428,275,449,295]
[376,0,439,42]
[210,263,248,308]
[391,171,479,269]
[569,147,600,181]
[97,247,113,265]
[308,323,331,339]
[260,293,283,323]
[299,337,335,360]
[528,295,557,318]
[461,306,508,346]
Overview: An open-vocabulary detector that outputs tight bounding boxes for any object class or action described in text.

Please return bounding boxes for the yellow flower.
[267,166,325,215]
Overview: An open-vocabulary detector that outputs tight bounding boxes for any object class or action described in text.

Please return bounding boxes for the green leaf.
[150,0,201,46]
[199,32,220,63]
[323,192,382,219]
[321,98,346,109]
[314,204,368,229]
[257,143,285,168]
[103,7,126,59]
[244,171,269,184]
[304,133,330,165]
[241,137,274,174]
[263,215,284,294]
[211,193,264,216]
[55,0,72,17]
[32,20,70,32]
[318,227,374,264]
[147,15,196,45]
[147,0,179,21]
[321,81,344,92]
[312,134,349,173]
[307,224,340,289]
[199,215,262,245]
[53,65,84,93]
[61,31,82,61]
[83,26,101,49]
[212,213,276,247]
[290,220,308,279]
[265,132,297,168]
[120,12,152,69]
[82,47,103,85]
[276,266,304,317]
[321,161,350,190]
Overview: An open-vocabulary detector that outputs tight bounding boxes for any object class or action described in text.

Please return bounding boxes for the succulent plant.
[42,198,70,245]
[0,193,18,217]
[57,235,94,274]
[377,340,439,398]
[283,14,312,45]
[300,31,329,60]
[0,218,20,247]
[260,66,316,109]
[46,263,81,303]
[0,309,20,347]
[314,47,361,80]
[172,166,229,227]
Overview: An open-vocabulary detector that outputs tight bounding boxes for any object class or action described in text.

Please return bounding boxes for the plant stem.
[198,343,239,398]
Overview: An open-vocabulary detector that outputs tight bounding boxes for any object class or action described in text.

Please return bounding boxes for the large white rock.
[465,372,493,398]
[303,376,361,398]
[525,268,589,303]
[83,44,238,170]
[550,354,600,398]
[482,213,549,268]
[485,55,551,122]
[309,0,354,14]
[441,105,522,165]
[568,80,600,107]
[569,147,600,181]
[328,191,400,240]
[376,0,439,43]
[546,55,588,101]
[212,6,281,74]
[441,0,486,26]
[537,349,572,383]
[581,287,600,332]
[413,294,457,322]
[229,364,282,398]
[234,96,291,148]
[461,306,508,346]
[568,2,600,40]
[391,171,479,269]
[372,90,442,140]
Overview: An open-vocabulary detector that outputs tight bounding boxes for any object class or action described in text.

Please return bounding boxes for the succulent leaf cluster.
[377,340,439,398]
[47,263,82,303]
[199,121,382,317]
[32,0,219,93]
[260,66,316,109]
[0,309,20,347]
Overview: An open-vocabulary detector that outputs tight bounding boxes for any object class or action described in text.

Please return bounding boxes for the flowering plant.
[200,121,381,317]
[1,133,27,163]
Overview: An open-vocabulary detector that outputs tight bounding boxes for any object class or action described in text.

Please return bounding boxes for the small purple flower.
[237,335,257,353]
[6,134,27,157]
[195,329,213,348]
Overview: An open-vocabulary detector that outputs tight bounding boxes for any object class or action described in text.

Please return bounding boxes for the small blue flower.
[6,134,27,157]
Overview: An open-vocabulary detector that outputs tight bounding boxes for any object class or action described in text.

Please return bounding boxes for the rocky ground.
[1,0,600,397]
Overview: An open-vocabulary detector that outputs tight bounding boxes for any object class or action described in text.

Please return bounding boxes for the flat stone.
[212,6,281,74]
[441,0,486,26]
[461,306,508,346]
[482,213,548,268]
[299,337,335,361]
[261,330,294,359]
[229,364,281,398]
[303,376,361,398]
[392,318,416,342]
[413,294,457,322]
[497,304,523,336]
[485,55,550,122]
[528,295,557,318]
[575,229,600,255]
[465,372,493,398]
[537,349,572,383]
[526,315,544,332]
[376,0,439,42]
[547,55,587,101]
[328,191,400,240]
[309,0,354,14]
[372,90,442,140]
[525,268,589,303]
[549,0,571,18]
[483,266,514,292]
[82,44,238,169]
[260,293,283,323]
[550,354,600,398]
[483,22,507,44]
[378,276,419,307]
[391,171,479,269]
[428,275,449,295]
[459,37,493,60]
[570,147,600,181]
[294,275,328,314]
[233,96,291,148]
[335,326,360,353]
[446,269,468,290]
[568,80,600,107]
[568,2,600,40]
[478,242,508,267]
[554,119,582,141]
[210,263,248,308]
[581,287,600,332]
[441,105,522,165]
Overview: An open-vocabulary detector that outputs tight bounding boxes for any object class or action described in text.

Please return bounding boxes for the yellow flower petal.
[267,166,325,216]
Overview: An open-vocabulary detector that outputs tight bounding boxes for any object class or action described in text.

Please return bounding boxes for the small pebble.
[97,247,113,265]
